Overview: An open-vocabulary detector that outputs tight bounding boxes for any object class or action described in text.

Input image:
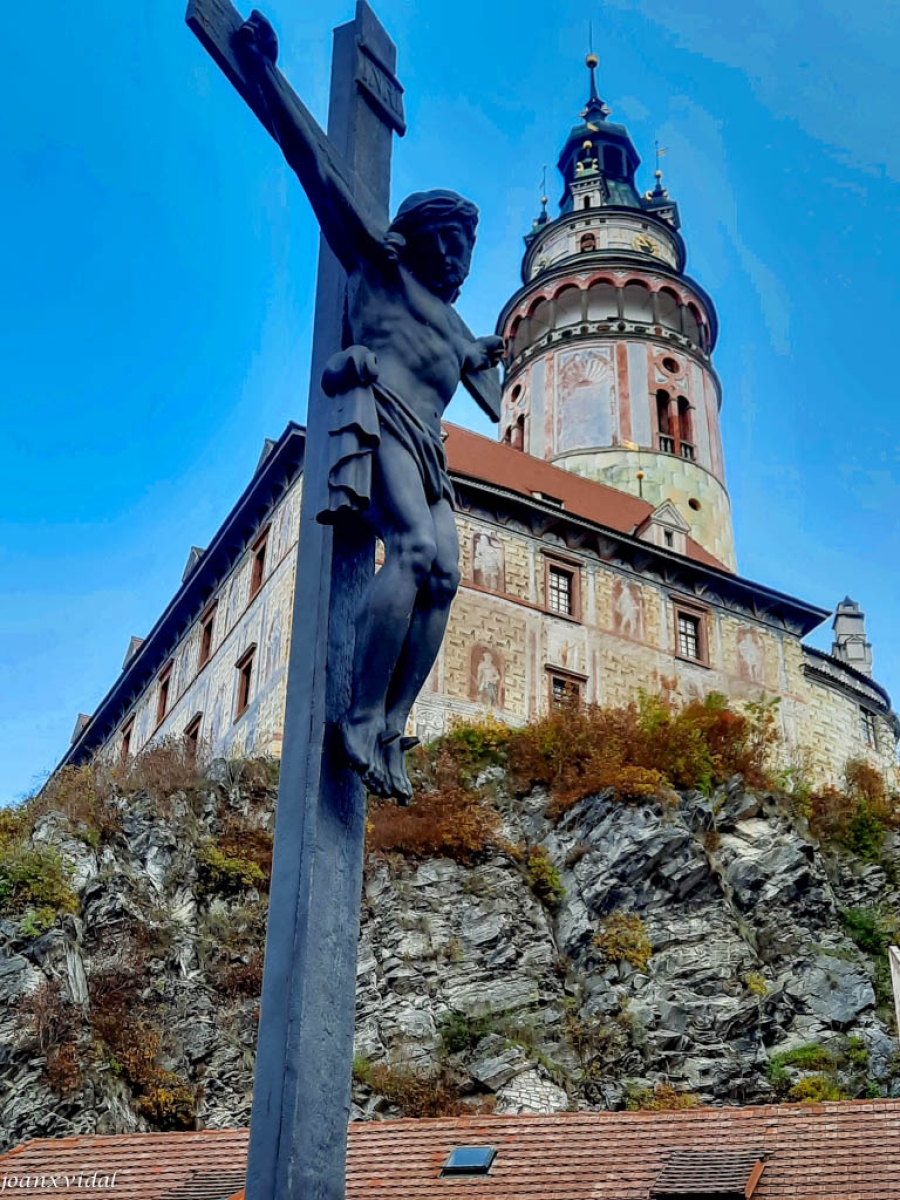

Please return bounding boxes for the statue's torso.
[347,262,468,428]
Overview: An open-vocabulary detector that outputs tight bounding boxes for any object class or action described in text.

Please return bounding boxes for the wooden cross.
[186,3,405,1198]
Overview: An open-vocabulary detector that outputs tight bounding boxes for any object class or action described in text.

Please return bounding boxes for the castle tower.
[497,56,736,571]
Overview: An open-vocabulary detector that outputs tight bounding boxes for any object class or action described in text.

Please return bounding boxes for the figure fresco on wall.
[469,644,504,708]
[265,611,284,684]
[556,347,615,453]
[737,628,765,684]
[472,532,505,591]
[612,577,644,640]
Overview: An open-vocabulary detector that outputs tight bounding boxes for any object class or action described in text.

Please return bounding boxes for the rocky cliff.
[1,724,898,1152]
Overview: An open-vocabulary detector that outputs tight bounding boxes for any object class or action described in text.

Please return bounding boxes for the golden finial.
[586,52,599,69]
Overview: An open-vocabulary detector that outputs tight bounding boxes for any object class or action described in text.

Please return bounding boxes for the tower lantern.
[498,58,736,571]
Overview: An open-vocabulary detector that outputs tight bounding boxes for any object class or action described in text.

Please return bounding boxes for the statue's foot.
[338,713,382,785]
[382,732,417,806]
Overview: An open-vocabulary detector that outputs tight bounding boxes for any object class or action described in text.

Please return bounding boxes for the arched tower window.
[582,196,591,209]
[555,285,582,326]
[511,413,527,451]
[579,232,597,252]
[683,303,701,345]
[656,390,671,436]
[586,281,617,321]
[528,296,553,342]
[658,288,681,331]
[623,282,653,323]
[677,396,694,459]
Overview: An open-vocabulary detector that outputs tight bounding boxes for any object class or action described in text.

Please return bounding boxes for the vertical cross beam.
[245,11,400,1200]
[185,4,404,1198]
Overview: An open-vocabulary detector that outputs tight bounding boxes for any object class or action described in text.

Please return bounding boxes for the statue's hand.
[235,9,279,68]
[465,335,505,373]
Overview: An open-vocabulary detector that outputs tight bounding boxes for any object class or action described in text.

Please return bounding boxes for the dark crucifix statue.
[236,12,503,803]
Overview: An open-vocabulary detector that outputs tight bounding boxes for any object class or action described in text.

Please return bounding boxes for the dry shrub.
[626,1082,699,1111]
[209,947,265,1000]
[89,962,195,1130]
[219,816,274,883]
[18,981,83,1094]
[26,763,122,843]
[809,758,898,860]
[124,738,205,802]
[509,692,780,816]
[366,743,502,864]
[358,1061,491,1118]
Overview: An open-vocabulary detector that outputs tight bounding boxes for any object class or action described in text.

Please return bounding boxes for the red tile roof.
[3,1102,900,1199]
[443,424,729,572]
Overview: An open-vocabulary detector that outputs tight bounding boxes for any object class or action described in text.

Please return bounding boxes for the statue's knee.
[395,533,437,585]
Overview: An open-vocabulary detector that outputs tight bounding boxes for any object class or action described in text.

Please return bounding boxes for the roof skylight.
[441,1146,497,1176]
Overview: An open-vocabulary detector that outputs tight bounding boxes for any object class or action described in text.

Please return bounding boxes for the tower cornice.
[496,258,720,354]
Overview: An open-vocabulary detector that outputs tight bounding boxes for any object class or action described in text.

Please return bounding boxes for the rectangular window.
[156,661,174,727]
[198,601,217,670]
[550,674,582,709]
[861,709,878,749]
[678,613,700,660]
[120,716,135,766]
[548,567,573,616]
[235,645,257,720]
[184,713,203,761]
[250,527,270,599]
[672,599,709,665]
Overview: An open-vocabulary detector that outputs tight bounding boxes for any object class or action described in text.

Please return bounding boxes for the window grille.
[548,566,573,615]
[678,613,701,660]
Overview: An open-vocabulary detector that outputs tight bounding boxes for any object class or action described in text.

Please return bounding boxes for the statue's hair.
[388,189,479,242]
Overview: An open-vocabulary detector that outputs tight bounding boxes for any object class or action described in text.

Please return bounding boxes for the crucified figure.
[236,12,503,803]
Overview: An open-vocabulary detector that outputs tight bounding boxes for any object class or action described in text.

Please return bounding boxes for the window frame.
[250,525,271,600]
[198,600,218,671]
[234,644,258,721]
[542,551,582,622]
[119,715,135,767]
[156,660,174,727]
[861,708,878,750]
[546,666,586,710]
[671,596,710,666]
[184,712,203,761]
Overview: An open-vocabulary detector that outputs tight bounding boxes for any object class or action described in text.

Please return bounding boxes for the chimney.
[831,597,873,676]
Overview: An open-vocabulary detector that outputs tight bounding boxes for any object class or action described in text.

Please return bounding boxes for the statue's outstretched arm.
[236,11,384,272]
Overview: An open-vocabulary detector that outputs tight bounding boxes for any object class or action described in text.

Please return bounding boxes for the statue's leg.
[339,431,436,789]
[382,499,460,799]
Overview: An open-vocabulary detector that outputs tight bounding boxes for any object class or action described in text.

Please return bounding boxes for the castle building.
[58,61,898,789]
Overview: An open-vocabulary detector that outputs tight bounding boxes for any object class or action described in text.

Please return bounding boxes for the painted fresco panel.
[627,342,652,446]
[556,346,616,453]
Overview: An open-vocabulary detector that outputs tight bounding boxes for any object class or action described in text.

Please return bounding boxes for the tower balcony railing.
[658,434,675,454]
[680,441,695,461]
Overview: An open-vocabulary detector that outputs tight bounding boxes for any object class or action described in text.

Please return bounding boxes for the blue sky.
[2,0,898,802]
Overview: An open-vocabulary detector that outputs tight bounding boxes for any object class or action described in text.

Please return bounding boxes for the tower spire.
[582,44,610,123]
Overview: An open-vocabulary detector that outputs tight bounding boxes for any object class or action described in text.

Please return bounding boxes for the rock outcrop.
[1,761,898,1151]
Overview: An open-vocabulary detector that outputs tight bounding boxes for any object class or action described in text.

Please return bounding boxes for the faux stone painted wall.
[102,476,895,793]
[105,482,302,767]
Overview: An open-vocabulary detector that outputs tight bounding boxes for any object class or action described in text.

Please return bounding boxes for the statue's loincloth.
[316,346,454,524]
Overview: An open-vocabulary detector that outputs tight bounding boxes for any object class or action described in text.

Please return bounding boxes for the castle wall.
[105,482,302,768]
[98,475,896,795]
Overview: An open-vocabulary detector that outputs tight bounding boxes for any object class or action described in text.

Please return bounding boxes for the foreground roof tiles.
[2,1102,900,1199]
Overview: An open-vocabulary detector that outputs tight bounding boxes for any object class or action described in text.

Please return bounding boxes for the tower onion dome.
[555,55,680,230]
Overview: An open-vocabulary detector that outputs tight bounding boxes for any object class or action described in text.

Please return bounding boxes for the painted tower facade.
[497,59,736,571]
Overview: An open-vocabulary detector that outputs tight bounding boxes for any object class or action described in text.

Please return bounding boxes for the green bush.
[769,1043,836,1073]
[594,912,653,971]
[196,843,266,896]
[438,1010,495,1055]
[0,844,78,918]
[526,846,565,909]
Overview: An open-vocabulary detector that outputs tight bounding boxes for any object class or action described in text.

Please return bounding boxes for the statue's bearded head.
[387,190,479,301]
